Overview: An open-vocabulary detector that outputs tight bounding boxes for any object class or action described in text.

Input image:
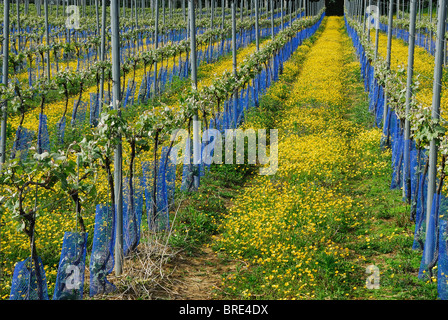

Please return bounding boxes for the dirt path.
[160,241,236,300]
[95,234,238,300]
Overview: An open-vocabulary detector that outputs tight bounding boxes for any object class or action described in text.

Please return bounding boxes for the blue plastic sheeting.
[89,204,116,296]
[53,232,88,300]
[10,256,49,300]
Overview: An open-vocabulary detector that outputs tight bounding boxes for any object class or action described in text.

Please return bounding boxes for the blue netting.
[53,232,88,300]
[419,192,443,280]
[221,101,230,130]
[381,107,392,148]
[103,90,113,106]
[409,143,419,220]
[28,68,36,87]
[90,93,100,126]
[171,60,178,81]
[390,115,403,190]
[378,22,436,57]
[37,113,50,154]
[199,141,207,178]
[156,67,163,93]
[260,68,267,96]
[252,76,259,108]
[437,196,448,299]
[169,63,176,85]
[137,76,147,104]
[375,85,384,128]
[201,124,216,174]
[362,58,368,90]
[144,73,152,100]
[10,126,35,161]
[238,87,247,124]
[142,161,154,223]
[180,137,195,192]
[369,76,377,113]
[134,176,144,221]
[10,256,49,300]
[142,158,170,232]
[400,138,411,200]
[123,80,136,108]
[273,54,279,82]
[161,146,177,208]
[160,66,168,92]
[155,154,170,231]
[244,85,251,111]
[184,55,190,78]
[232,93,239,129]
[72,99,87,127]
[413,153,429,251]
[123,176,144,256]
[368,67,375,112]
[364,62,371,92]
[56,116,66,145]
[89,204,116,296]
[177,55,183,78]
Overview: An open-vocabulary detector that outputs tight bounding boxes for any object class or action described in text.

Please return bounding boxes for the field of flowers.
[211,16,436,299]
[0,2,324,299]
[0,23,277,299]
[3,1,445,302]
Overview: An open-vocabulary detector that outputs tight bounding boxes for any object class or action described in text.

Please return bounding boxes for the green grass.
[336,26,438,300]
[168,163,256,256]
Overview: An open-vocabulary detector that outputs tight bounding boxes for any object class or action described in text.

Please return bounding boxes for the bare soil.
[160,241,237,300]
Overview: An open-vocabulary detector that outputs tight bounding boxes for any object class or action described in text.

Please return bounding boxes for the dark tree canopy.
[325,0,344,16]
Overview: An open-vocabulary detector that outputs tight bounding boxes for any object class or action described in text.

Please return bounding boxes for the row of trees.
[0,0,324,290]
